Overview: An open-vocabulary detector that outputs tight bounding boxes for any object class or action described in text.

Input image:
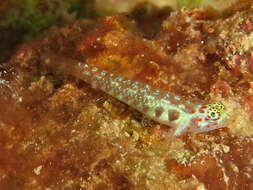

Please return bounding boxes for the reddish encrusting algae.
[0,5,253,190]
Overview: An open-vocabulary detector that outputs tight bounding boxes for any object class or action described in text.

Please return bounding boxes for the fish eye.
[208,111,219,120]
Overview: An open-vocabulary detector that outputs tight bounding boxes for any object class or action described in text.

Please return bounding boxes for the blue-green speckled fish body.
[44,54,229,136]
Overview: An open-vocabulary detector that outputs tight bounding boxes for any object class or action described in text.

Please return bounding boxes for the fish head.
[186,101,228,133]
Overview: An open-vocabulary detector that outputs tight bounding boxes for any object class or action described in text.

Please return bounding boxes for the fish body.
[45,54,228,136]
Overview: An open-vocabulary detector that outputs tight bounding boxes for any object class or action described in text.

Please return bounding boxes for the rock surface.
[0,5,253,190]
